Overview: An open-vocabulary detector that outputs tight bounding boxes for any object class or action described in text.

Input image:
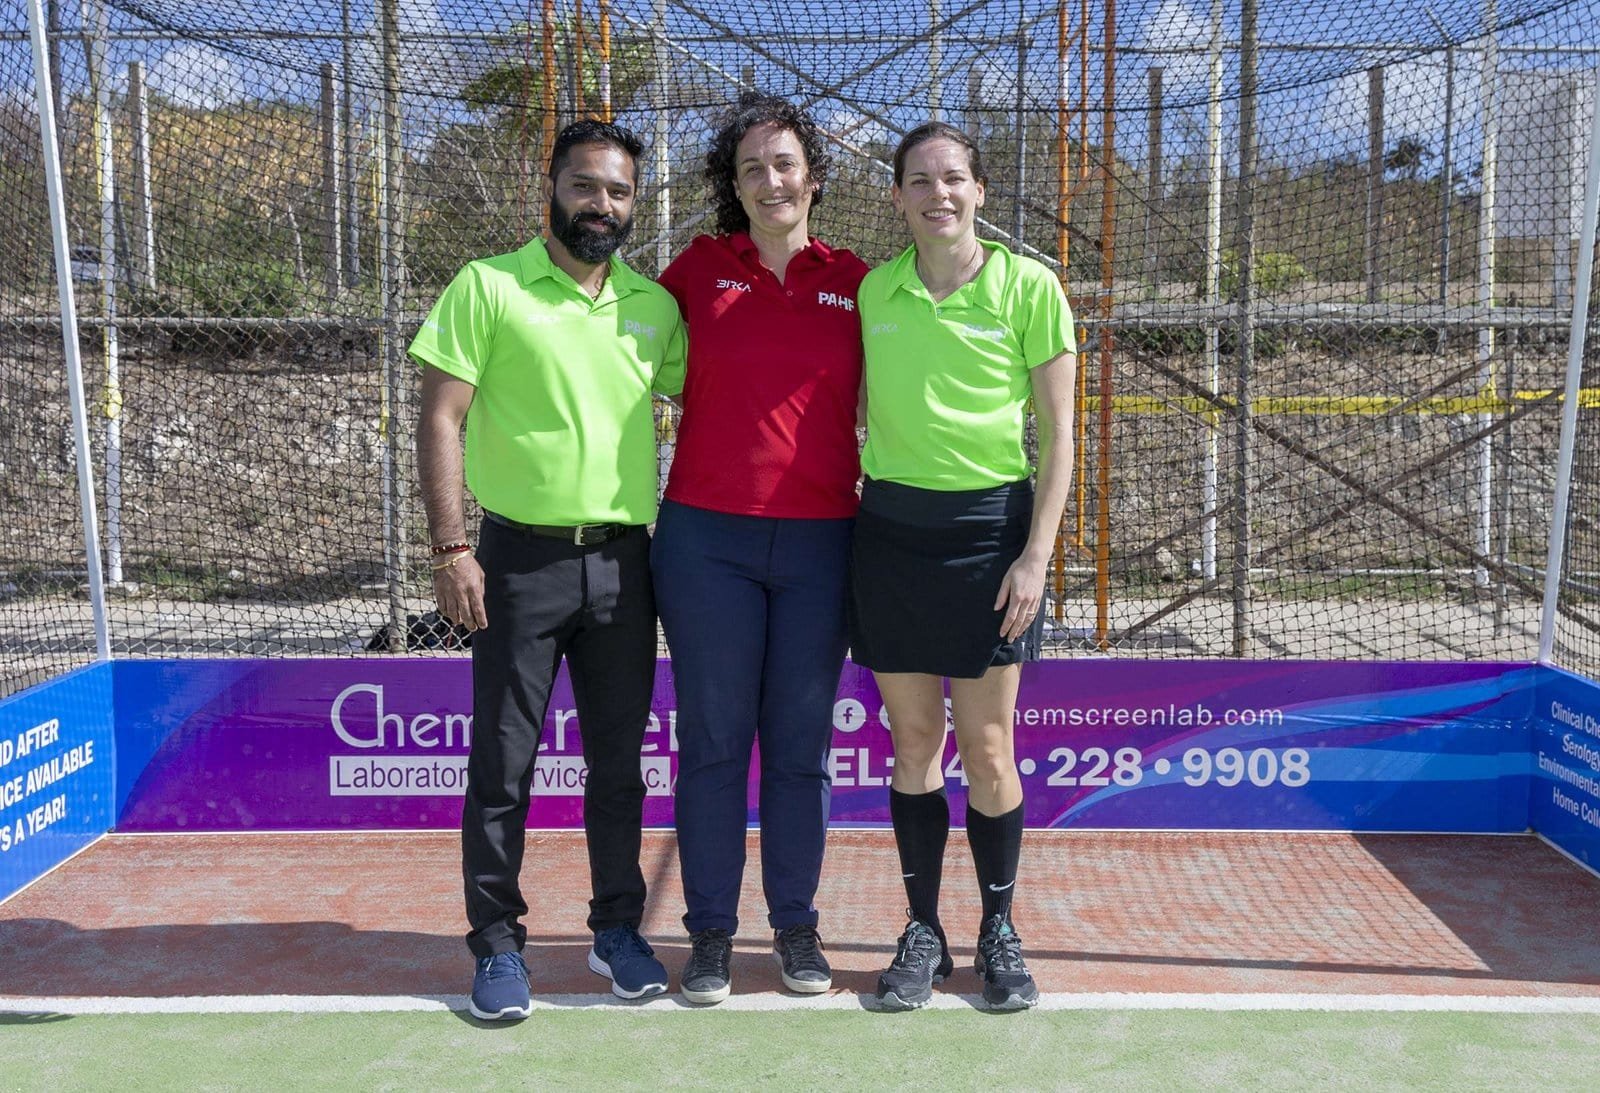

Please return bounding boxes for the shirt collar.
[516,236,644,300]
[886,238,1010,312]
[729,231,830,271]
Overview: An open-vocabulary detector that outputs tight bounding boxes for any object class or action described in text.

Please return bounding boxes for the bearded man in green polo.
[411,119,685,1021]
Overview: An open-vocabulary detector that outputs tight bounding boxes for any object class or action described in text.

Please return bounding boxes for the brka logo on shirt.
[963,323,1006,342]
[869,322,899,336]
[716,278,751,292]
[624,319,658,340]
[817,292,855,312]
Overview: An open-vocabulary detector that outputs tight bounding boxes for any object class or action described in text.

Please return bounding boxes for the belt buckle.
[574,524,600,546]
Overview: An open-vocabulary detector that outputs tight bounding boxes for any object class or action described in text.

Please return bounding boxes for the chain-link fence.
[3,0,1598,698]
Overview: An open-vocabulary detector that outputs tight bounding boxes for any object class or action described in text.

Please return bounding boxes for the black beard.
[550,199,632,264]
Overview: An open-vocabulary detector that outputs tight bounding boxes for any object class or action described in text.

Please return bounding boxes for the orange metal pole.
[599,0,613,122]
[574,0,587,118]
[540,0,558,230]
[1053,0,1073,622]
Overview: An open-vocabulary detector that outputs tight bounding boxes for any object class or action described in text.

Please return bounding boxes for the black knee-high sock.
[889,786,949,940]
[967,801,1024,923]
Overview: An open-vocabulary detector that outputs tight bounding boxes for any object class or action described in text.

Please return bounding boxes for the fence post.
[341,0,359,286]
[653,0,670,273]
[1366,65,1384,304]
[1203,0,1223,585]
[1013,19,1028,250]
[81,0,122,588]
[1476,0,1500,590]
[378,0,408,651]
[1232,0,1258,658]
[1143,65,1162,291]
[1537,56,1600,665]
[28,0,110,660]
[320,61,342,300]
[127,60,155,288]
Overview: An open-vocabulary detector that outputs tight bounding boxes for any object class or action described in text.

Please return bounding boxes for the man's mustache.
[573,212,621,230]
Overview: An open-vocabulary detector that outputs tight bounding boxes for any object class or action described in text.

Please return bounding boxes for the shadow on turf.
[0,1012,71,1025]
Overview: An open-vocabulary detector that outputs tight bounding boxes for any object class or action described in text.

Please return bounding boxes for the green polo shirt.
[859,240,1076,491]
[409,238,686,525]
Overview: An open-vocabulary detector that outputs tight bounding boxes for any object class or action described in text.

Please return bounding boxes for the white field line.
[8,992,1600,1016]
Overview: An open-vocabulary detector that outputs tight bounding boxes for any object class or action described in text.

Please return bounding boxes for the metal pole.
[1366,65,1384,304]
[1439,42,1454,346]
[1143,65,1162,290]
[1537,56,1600,664]
[82,0,121,588]
[929,0,941,121]
[1476,0,1499,589]
[29,0,110,660]
[1495,312,1515,634]
[1553,76,1576,314]
[379,0,407,651]
[320,61,342,299]
[599,0,613,122]
[1094,0,1116,648]
[1053,0,1073,622]
[127,60,155,288]
[1202,0,1222,583]
[341,0,359,286]
[1013,20,1027,249]
[1233,0,1258,657]
[542,0,558,231]
[574,0,587,118]
[653,0,670,273]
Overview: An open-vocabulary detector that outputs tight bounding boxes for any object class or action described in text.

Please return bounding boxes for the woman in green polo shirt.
[852,121,1078,1013]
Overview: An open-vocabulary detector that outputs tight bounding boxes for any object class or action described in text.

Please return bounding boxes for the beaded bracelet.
[430,541,471,556]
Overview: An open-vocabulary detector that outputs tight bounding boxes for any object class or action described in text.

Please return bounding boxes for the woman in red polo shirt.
[652,92,867,1006]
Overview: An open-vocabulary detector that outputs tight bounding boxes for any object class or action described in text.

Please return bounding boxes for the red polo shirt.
[658,232,867,518]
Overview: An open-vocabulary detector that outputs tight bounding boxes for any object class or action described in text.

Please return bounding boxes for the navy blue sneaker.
[589,924,669,999]
[468,951,531,1021]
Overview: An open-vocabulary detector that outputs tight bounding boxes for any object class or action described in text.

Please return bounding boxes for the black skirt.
[848,477,1044,679]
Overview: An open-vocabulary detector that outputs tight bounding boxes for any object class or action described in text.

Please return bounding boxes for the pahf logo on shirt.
[817,292,855,312]
[624,319,658,340]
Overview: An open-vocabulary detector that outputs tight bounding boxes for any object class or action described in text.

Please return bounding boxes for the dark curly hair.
[704,92,832,235]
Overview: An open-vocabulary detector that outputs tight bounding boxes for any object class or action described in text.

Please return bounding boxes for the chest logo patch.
[817,291,856,312]
[624,319,658,340]
[869,322,899,336]
[716,279,751,292]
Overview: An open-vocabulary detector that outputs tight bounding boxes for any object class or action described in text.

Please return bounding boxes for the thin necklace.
[918,243,984,298]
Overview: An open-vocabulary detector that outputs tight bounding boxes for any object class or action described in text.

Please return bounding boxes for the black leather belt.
[485,511,632,546]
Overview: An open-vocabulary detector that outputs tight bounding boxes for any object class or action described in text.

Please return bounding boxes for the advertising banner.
[0,663,114,902]
[1530,665,1600,870]
[113,658,1534,833]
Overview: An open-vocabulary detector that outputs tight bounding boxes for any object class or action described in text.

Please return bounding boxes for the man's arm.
[417,366,488,631]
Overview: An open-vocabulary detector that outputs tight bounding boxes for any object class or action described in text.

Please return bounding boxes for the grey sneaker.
[681,928,733,1005]
[773,924,832,994]
[873,917,952,1011]
[974,913,1039,1011]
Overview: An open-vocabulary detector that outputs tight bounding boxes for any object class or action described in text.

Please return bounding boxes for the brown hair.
[892,121,988,187]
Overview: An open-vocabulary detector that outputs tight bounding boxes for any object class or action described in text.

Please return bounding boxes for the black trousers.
[462,516,657,957]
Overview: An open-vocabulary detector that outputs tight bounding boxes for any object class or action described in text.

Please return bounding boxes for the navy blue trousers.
[651,499,853,935]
